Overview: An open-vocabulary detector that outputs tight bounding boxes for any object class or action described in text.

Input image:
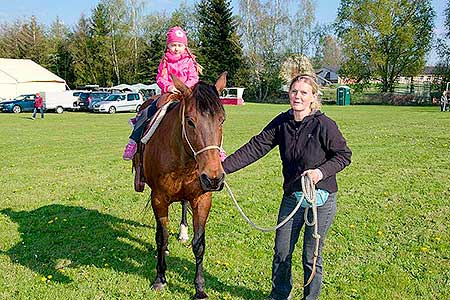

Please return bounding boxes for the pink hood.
[156,51,199,93]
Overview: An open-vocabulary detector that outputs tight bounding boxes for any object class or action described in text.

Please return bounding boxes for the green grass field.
[0,104,449,300]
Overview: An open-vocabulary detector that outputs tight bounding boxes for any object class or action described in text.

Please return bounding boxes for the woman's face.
[167,42,186,56]
[289,80,316,114]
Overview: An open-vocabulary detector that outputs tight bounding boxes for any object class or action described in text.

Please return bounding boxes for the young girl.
[123,26,201,160]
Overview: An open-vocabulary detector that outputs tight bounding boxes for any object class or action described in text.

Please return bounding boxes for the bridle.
[181,102,223,159]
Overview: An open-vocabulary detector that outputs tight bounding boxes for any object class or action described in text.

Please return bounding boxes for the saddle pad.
[141,101,177,144]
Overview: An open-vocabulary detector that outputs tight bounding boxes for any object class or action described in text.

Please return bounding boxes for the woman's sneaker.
[122,141,137,160]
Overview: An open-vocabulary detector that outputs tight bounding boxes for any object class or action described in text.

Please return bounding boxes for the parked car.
[93,93,143,114]
[0,94,36,113]
[76,91,110,111]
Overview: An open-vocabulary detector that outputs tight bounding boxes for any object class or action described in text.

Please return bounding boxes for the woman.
[222,74,352,300]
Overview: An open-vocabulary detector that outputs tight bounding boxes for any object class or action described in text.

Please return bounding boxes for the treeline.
[0,0,336,102]
[1,0,449,101]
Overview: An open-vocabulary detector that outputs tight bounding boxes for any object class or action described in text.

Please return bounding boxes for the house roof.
[0,58,65,84]
[316,66,339,73]
[423,66,438,75]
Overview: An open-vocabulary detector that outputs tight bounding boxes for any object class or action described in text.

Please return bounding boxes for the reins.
[224,173,320,287]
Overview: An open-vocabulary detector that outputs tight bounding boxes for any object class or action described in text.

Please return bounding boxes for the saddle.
[133,93,182,192]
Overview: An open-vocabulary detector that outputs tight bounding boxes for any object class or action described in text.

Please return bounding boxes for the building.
[397,66,442,85]
[316,66,340,85]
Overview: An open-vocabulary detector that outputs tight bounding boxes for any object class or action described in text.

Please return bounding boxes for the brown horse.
[137,73,227,299]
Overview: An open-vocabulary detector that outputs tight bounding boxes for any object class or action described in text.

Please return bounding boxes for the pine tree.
[196,0,243,85]
[70,15,96,87]
[48,17,75,87]
[90,3,114,86]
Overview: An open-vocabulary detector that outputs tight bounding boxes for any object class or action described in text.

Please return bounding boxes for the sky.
[0,0,447,64]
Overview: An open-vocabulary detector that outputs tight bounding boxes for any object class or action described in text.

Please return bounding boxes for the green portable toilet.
[336,86,351,106]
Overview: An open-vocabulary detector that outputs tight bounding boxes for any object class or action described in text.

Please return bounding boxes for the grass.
[0,104,449,300]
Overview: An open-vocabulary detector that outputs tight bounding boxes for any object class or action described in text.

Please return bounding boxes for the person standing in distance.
[32,92,44,119]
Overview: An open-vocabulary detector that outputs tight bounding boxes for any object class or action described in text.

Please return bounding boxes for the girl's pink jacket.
[156,51,199,93]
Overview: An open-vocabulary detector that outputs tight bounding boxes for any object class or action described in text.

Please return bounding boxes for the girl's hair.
[289,74,321,111]
[185,47,203,75]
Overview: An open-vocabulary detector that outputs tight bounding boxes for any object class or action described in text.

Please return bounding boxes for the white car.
[93,93,143,114]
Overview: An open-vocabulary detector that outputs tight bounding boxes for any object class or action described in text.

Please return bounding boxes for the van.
[42,91,85,113]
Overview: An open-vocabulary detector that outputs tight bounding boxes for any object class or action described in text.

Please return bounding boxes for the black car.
[76,91,110,111]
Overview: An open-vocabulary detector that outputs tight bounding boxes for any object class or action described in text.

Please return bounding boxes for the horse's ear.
[215,72,227,94]
[171,74,191,97]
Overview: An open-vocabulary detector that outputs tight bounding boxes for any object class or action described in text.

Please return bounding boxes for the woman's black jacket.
[222,110,352,194]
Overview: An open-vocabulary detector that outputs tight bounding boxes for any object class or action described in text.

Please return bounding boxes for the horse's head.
[172,72,227,192]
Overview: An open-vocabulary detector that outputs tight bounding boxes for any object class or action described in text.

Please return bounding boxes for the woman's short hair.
[289,74,321,111]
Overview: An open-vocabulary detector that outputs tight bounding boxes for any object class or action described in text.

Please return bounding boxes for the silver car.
[93,93,143,114]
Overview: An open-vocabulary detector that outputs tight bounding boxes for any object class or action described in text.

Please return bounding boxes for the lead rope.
[224,180,304,232]
[224,172,319,286]
[301,174,320,287]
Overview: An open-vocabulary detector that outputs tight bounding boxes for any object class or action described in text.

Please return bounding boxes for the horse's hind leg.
[191,195,212,299]
[179,200,189,242]
[152,201,169,290]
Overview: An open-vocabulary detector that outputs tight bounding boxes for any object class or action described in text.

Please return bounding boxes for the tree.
[139,13,171,83]
[238,0,288,101]
[0,21,22,58]
[70,15,96,86]
[48,17,75,87]
[313,34,342,70]
[435,0,450,87]
[336,0,435,92]
[90,3,115,86]
[0,17,48,65]
[286,0,322,57]
[197,0,243,85]
[126,0,145,82]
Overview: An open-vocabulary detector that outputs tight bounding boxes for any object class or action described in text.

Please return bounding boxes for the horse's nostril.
[200,174,210,183]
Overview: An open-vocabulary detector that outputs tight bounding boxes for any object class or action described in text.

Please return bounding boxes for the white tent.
[0,58,67,99]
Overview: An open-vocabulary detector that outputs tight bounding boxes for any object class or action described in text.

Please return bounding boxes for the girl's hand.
[168,85,180,94]
[219,149,227,162]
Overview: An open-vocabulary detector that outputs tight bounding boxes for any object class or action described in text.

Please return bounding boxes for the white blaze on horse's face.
[167,42,186,57]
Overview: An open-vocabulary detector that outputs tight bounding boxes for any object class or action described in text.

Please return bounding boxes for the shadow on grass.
[1,204,265,299]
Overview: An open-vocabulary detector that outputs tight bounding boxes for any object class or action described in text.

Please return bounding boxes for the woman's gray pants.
[269,192,337,300]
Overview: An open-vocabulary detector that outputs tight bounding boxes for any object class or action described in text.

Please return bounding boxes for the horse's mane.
[191,81,225,116]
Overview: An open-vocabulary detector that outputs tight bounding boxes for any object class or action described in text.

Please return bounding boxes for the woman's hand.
[302,169,323,184]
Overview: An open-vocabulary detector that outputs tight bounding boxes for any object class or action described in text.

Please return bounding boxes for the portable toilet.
[336,86,351,106]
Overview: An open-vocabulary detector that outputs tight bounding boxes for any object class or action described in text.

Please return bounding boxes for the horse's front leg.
[179,200,189,242]
[191,194,212,300]
[152,195,169,290]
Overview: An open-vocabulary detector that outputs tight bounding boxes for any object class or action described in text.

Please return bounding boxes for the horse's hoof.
[152,282,166,291]
[194,291,208,299]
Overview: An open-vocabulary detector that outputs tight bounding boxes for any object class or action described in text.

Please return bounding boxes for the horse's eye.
[187,119,196,128]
